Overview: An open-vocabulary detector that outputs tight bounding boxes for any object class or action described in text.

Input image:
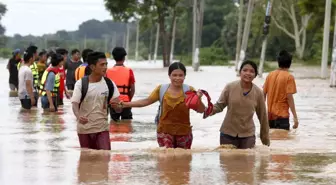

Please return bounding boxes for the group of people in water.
[7,45,299,151]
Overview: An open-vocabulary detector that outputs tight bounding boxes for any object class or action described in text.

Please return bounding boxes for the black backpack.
[79,76,114,109]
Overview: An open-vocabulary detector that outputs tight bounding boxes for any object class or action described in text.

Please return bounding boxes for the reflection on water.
[1,62,336,184]
[157,154,192,185]
[77,150,110,184]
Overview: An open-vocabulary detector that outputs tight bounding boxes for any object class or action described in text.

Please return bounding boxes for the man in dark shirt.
[64,49,82,90]
[7,49,21,91]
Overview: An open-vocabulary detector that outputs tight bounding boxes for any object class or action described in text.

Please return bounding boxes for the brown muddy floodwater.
[1,60,336,185]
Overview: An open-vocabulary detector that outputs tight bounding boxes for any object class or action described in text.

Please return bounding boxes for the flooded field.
[1,60,336,185]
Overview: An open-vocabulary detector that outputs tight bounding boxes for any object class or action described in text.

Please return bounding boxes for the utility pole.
[235,0,244,71]
[170,17,177,63]
[321,0,332,79]
[192,0,197,70]
[330,11,336,87]
[112,31,116,48]
[238,0,255,72]
[125,23,130,59]
[149,26,153,62]
[154,23,159,63]
[135,21,139,61]
[258,0,273,77]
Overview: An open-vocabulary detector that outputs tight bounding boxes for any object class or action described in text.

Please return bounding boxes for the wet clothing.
[148,84,196,149]
[58,67,65,102]
[18,65,34,99]
[41,96,58,111]
[78,131,111,150]
[212,80,269,146]
[7,58,20,89]
[263,69,297,120]
[106,65,135,121]
[71,77,120,135]
[39,67,60,111]
[64,59,82,90]
[20,97,32,110]
[220,133,256,149]
[269,118,290,130]
[109,107,133,121]
[157,132,193,149]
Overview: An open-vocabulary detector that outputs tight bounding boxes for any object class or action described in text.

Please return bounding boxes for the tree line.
[0,0,335,67]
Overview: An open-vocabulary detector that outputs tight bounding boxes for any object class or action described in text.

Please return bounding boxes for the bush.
[0,48,12,58]
[179,47,229,66]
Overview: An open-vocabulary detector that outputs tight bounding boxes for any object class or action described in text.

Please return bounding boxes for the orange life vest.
[75,64,88,81]
[106,66,131,102]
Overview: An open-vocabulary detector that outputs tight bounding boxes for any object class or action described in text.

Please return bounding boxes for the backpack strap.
[103,77,114,103]
[79,76,89,108]
[156,84,190,122]
[182,84,190,94]
[159,84,170,104]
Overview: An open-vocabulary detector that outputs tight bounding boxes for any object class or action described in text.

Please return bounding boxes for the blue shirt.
[45,72,55,91]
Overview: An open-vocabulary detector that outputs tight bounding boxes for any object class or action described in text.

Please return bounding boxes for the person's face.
[240,64,256,83]
[169,69,185,87]
[15,53,21,59]
[72,52,80,61]
[33,52,38,61]
[62,54,68,61]
[57,60,64,68]
[41,54,47,62]
[90,58,107,76]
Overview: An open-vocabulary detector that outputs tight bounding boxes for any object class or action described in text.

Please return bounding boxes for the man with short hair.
[18,51,35,109]
[263,50,299,130]
[71,51,121,150]
[106,47,135,123]
[64,49,82,90]
[74,48,93,81]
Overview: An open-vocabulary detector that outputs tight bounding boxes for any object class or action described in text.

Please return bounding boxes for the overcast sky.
[1,0,112,36]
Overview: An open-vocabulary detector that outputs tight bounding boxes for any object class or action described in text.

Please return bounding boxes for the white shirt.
[71,77,120,134]
[18,65,34,99]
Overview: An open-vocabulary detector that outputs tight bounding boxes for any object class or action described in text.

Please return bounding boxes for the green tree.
[104,0,186,67]
[0,3,7,35]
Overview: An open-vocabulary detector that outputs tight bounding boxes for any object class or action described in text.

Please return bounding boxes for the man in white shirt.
[18,51,36,109]
[71,51,121,150]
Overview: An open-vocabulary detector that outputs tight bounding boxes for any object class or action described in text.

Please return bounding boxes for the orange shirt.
[263,69,297,120]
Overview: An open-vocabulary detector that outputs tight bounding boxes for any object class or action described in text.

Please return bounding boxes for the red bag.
[185,90,213,118]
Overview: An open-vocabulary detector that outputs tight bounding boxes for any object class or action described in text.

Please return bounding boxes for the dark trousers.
[220,133,256,149]
[20,98,32,110]
[269,118,290,130]
[109,106,133,122]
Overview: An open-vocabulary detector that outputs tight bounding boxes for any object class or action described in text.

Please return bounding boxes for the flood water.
[1,60,336,185]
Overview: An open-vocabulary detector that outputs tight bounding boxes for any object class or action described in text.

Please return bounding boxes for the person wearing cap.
[7,49,21,91]
[106,47,136,123]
